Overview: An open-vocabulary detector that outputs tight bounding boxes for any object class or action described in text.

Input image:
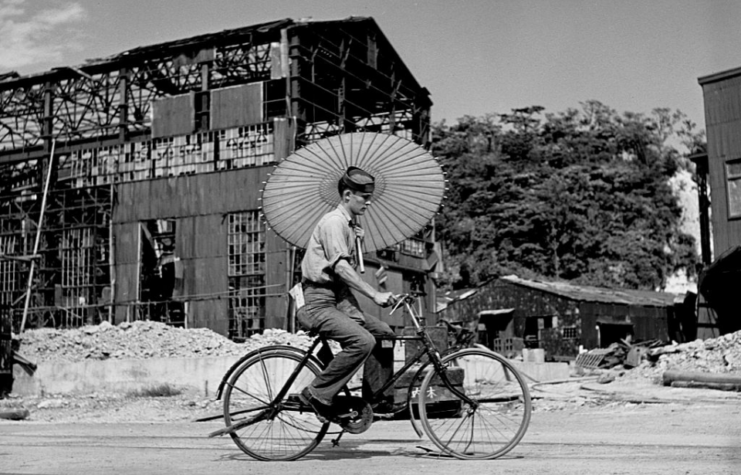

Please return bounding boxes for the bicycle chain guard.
[332,396,373,434]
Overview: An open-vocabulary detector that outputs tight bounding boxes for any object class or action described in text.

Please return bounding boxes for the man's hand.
[351,223,365,241]
[335,260,394,307]
[373,291,394,307]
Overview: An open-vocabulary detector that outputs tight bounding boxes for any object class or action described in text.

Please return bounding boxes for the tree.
[433,101,702,291]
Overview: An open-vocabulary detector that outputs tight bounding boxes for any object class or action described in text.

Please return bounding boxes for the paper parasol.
[261,132,445,253]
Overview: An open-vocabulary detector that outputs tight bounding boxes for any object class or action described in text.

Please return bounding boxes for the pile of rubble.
[16,320,313,363]
[578,330,741,375]
[620,330,741,382]
[575,339,662,372]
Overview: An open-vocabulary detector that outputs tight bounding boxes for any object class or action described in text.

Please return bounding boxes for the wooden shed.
[439,275,685,359]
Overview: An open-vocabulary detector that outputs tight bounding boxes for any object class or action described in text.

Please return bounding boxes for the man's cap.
[341,166,375,193]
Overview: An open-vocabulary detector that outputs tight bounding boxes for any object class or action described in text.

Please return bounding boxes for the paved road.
[1,402,739,474]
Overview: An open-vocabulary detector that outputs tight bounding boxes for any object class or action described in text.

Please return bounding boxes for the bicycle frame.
[211,293,533,461]
[369,295,478,409]
[211,294,477,438]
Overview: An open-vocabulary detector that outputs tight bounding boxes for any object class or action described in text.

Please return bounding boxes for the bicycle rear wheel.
[222,348,329,461]
[418,348,531,460]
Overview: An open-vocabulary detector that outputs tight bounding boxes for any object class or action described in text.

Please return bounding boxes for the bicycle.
[207,293,532,461]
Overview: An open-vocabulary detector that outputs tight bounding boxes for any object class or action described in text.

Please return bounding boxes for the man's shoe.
[298,387,334,424]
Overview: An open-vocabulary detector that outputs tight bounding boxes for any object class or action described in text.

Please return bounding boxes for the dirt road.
[2,397,739,475]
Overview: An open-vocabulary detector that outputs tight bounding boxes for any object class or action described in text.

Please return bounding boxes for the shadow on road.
[215,439,527,462]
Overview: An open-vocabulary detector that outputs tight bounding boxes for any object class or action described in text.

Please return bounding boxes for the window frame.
[725,158,741,219]
[227,210,266,340]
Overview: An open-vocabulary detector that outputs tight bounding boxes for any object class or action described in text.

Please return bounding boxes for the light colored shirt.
[301,205,356,284]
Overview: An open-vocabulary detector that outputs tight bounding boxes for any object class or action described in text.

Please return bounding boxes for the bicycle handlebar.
[388,293,414,315]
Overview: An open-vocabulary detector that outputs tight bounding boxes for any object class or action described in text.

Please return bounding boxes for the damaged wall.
[112,167,289,336]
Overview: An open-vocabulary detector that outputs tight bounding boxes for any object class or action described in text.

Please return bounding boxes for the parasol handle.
[355,218,365,274]
[356,236,365,273]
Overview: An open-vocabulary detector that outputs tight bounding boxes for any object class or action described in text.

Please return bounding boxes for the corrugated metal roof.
[436,288,479,312]
[500,275,680,308]
[0,16,378,88]
[698,65,741,86]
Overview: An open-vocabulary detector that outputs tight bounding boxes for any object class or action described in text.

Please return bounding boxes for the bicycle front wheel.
[418,348,531,460]
[222,348,329,461]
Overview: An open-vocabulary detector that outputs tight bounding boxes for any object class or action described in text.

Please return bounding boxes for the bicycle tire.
[405,361,431,436]
[222,347,329,461]
[216,345,322,400]
[418,348,532,460]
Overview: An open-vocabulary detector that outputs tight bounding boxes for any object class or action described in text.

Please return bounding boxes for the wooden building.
[698,68,741,259]
[439,275,687,359]
[0,18,438,339]
[693,68,741,337]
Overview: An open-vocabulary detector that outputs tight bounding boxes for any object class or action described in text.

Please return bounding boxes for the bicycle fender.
[406,362,431,438]
[215,345,322,400]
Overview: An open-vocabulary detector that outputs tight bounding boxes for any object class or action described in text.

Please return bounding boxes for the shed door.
[597,322,633,348]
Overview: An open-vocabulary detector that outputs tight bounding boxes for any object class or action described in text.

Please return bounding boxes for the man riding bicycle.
[297,166,396,423]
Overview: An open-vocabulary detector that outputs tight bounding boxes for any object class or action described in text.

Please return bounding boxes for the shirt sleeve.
[317,214,352,271]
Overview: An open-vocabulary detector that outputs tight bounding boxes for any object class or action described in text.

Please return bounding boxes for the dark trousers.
[297,282,395,406]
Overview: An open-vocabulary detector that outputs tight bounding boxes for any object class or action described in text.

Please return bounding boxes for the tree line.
[431,100,705,291]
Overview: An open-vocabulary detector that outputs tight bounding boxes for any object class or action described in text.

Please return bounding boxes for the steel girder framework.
[0,17,432,332]
[0,17,429,168]
[286,20,431,146]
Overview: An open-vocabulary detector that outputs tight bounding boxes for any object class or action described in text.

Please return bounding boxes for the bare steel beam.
[20,140,55,333]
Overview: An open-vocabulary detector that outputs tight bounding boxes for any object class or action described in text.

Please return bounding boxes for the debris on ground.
[0,391,224,423]
[0,407,29,420]
[15,321,313,363]
[611,330,741,386]
[575,339,662,371]
[649,331,741,374]
[572,330,741,390]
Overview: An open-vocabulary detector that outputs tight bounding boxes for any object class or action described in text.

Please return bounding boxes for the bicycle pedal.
[285,394,311,412]
[334,410,359,420]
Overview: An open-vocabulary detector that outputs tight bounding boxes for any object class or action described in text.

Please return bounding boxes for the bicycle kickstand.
[331,429,347,447]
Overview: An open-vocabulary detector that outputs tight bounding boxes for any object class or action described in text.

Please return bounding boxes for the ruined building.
[0,18,436,340]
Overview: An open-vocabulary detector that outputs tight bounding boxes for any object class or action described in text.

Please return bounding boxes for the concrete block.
[12,356,240,397]
[509,360,570,382]
[10,351,570,398]
[522,348,545,364]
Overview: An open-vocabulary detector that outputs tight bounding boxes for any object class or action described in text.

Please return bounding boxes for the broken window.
[227,211,266,341]
[0,235,20,309]
[138,219,184,326]
[399,238,426,258]
[59,227,95,326]
[217,122,274,170]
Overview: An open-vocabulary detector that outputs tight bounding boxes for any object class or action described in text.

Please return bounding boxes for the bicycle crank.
[332,396,373,434]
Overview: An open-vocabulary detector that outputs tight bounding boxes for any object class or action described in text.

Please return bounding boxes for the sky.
[2,0,741,133]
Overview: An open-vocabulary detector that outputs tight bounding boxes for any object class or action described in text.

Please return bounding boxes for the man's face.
[346,190,372,216]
